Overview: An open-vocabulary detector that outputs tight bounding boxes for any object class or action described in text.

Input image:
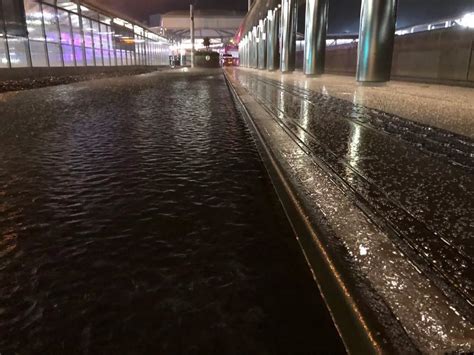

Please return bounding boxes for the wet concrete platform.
[237,68,474,139]
[0,69,345,354]
[226,67,473,353]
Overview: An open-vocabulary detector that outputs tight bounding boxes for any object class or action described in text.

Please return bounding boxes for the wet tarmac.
[0,69,345,354]
[231,70,474,313]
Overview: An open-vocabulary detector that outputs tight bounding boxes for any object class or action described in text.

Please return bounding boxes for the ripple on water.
[0,71,344,354]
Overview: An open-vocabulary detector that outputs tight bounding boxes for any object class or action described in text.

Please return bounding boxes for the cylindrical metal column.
[190,4,195,68]
[304,0,329,76]
[267,8,281,71]
[252,26,259,68]
[356,0,398,82]
[242,34,246,67]
[248,31,253,67]
[258,19,267,70]
[280,0,297,73]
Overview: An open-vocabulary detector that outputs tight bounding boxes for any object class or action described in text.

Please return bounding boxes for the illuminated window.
[24,0,48,66]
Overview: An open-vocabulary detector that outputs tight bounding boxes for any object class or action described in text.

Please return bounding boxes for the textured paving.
[0,69,344,354]
[231,68,474,312]
[227,68,474,352]
[240,68,474,138]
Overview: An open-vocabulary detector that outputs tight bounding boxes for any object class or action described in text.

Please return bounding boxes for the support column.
[242,36,247,67]
[304,0,329,76]
[267,8,281,71]
[356,0,398,83]
[280,0,297,73]
[190,4,195,68]
[252,26,259,68]
[258,19,267,70]
[248,31,253,67]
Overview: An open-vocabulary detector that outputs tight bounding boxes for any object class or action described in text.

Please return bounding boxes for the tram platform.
[225,67,474,353]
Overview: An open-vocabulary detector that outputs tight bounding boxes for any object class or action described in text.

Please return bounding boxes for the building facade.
[0,0,170,69]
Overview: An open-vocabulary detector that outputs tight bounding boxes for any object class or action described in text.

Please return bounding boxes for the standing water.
[0,70,344,354]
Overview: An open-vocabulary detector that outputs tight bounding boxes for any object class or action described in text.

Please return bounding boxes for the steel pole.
[248,31,252,67]
[267,8,281,71]
[252,26,259,68]
[304,0,329,76]
[356,0,398,82]
[190,4,195,68]
[258,19,267,69]
[280,0,297,73]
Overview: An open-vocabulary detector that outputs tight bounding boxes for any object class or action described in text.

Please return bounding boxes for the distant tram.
[221,54,235,66]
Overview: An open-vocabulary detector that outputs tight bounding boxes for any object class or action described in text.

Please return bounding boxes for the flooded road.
[0,69,344,354]
[232,70,474,313]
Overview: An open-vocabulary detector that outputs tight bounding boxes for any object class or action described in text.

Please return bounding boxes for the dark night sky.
[100,0,474,33]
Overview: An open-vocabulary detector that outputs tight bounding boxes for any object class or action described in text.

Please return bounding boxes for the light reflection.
[321,85,329,97]
[298,81,310,143]
[277,89,285,121]
[346,91,363,183]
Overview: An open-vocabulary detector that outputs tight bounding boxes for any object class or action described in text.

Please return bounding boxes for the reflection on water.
[299,81,311,143]
[0,71,344,354]
[347,92,363,183]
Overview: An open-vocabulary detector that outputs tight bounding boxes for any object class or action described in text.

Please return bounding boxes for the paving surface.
[0,69,345,354]
[241,68,474,138]
[227,67,474,352]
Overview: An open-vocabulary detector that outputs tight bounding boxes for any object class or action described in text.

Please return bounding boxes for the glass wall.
[0,0,170,69]
[42,3,61,66]
[70,12,83,65]
[1,0,30,67]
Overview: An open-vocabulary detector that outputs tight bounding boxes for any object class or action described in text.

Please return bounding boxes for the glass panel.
[134,38,140,65]
[116,48,122,66]
[99,22,110,65]
[99,14,111,25]
[58,9,71,44]
[24,0,47,67]
[0,0,3,35]
[91,20,102,65]
[3,0,28,37]
[61,44,74,66]
[24,0,44,41]
[80,6,98,20]
[0,35,9,67]
[122,49,127,65]
[46,42,62,66]
[58,9,74,66]
[94,48,101,65]
[102,50,110,66]
[85,47,94,66]
[70,13,81,45]
[29,40,48,66]
[74,44,83,65]
[70,13,83,65]
[57,0,78,13]
[82,17,92,47]
[107,29,115,65]
[112,22,134,65]
[7,36,29,67]
[42,5,60,43]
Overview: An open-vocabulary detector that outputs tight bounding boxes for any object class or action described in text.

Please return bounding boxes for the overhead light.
[457,12,474,28]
